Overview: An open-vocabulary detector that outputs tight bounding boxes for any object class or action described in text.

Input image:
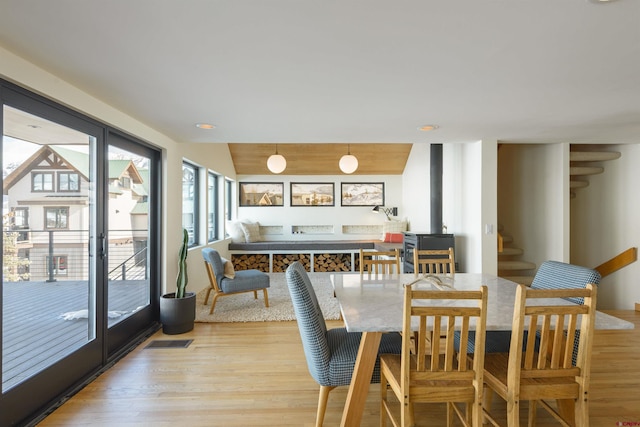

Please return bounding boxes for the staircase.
[497,146,622,285]
[497,227,536,286]
[570,146,621,198]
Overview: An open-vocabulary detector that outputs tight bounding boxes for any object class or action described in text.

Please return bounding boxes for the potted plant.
[159,228,196,334]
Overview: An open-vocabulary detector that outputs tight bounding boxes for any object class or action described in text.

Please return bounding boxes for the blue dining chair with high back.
[285,261,402,427]
[457,260,601,360]
[202,248,270,315]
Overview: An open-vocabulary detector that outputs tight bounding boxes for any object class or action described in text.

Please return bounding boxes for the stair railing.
[594,247,637,278]
[109,246,148,281]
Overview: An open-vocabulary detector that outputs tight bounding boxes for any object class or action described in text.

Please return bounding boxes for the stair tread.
[570,151,621,162]
[498,260,536,270]
[570,180,589,189]
[570,166,604,176]
[498,247,524,256]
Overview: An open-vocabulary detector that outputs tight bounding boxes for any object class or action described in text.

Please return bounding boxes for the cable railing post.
[46,230,56,283]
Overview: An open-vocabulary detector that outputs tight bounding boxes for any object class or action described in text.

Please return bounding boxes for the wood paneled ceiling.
[228,143,413,175]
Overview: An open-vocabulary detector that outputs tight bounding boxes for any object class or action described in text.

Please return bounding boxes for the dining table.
[330,272,635,427]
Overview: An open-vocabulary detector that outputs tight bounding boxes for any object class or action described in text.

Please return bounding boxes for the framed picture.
[290,182,335,206]
[239,182,284,206]
[341,182,384,206]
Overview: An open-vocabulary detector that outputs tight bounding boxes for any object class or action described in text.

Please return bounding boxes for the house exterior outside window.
[57,172,80,192]
[32,172,54,192]
[44,207,69,229]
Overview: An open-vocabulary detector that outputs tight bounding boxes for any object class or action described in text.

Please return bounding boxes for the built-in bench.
[229,240,402,272]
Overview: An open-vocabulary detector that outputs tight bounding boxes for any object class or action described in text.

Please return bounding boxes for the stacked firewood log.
[273,254,311,272]
[313,253,352,272]
[231,254,269,272]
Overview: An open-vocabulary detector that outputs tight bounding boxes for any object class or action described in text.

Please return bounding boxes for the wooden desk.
[330,273,634,427]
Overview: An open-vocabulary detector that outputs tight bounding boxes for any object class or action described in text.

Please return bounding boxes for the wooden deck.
[2,279,148,391]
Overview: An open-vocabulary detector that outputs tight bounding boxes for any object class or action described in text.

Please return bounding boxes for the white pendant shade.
[339,154,358,174]
[267,153,287,174]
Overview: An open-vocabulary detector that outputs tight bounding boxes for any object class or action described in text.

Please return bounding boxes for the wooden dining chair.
[482,284,597,427]
[413,247,455,275]
[359,248,401,275]
[380,284,488,427]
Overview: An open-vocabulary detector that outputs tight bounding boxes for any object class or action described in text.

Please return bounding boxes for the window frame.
[44,206,70,230]
[207,171,218,243]
[57,171,81,192]
[182,161,199,247]
[31,171,54,192]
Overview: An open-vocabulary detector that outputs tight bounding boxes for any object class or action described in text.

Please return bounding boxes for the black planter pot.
[160,292,196,335]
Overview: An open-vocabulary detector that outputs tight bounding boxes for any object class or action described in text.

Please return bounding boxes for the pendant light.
[267,144,287,174]
[339,144,358,174]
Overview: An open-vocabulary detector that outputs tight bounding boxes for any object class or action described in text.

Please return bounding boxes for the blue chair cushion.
[326,328,402,386]
[220,269,270,293]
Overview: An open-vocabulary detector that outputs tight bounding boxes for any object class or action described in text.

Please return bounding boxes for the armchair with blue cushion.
[202,248,270,315]
[285,261,401,427]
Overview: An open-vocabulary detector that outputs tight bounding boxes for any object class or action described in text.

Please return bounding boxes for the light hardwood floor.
[39,311,640,426]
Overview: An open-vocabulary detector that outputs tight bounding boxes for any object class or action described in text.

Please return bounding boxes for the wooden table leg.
[340,331,382,427]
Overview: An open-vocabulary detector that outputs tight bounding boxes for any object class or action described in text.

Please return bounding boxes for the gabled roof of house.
[108,160,144,184]
[3,145,146,195]
[3,145,90,194]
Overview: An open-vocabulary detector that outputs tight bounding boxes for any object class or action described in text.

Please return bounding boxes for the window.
[182,161,199,246]
[44,207,69,229]
[45,255,67,276]
[32,172,54,192]
[225,179,233,221]
[57,172,80,192]
[10,207,29,229]
[207,172,218,242]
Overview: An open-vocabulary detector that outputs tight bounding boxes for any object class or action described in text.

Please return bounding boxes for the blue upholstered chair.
[202,248,270,315]
[285,262,402,427]
[457,260,601,359]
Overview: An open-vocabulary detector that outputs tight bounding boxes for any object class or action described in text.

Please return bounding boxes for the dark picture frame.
[239,182,284,206]
[340,182,384,206]
[290,182,335,206]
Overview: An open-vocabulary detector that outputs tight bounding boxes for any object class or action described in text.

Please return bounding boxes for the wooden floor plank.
[37,311,640,426]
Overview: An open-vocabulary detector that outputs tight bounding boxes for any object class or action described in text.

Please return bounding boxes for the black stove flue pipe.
[430,144,443,234]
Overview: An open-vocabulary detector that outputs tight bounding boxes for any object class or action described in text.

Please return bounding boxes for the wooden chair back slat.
[413,248,455,275]
[359,248,401,275]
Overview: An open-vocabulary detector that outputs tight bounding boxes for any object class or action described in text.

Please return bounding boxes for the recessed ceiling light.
[418,125,439,132]
[588,0,617,2]
[195,123,215,129]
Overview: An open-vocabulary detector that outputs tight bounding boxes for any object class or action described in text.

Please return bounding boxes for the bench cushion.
[229,240,378,251]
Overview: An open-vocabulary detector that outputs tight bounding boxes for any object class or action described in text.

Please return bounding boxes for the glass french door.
[1,82,160,425]
[105,133,158,354]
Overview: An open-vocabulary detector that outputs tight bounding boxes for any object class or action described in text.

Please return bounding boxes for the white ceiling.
[1,0,639,146]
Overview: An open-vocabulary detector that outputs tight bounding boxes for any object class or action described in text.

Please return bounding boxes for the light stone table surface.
[330,272,634,427]
[330,272,634,332]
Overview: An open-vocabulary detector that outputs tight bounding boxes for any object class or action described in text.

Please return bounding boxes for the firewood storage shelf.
[229,240,403,273]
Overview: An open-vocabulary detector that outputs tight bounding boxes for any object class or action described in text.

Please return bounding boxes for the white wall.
[235,175,403,241]
[402,141,495,274]
[497,144,568,270]
[570,144,640,310]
